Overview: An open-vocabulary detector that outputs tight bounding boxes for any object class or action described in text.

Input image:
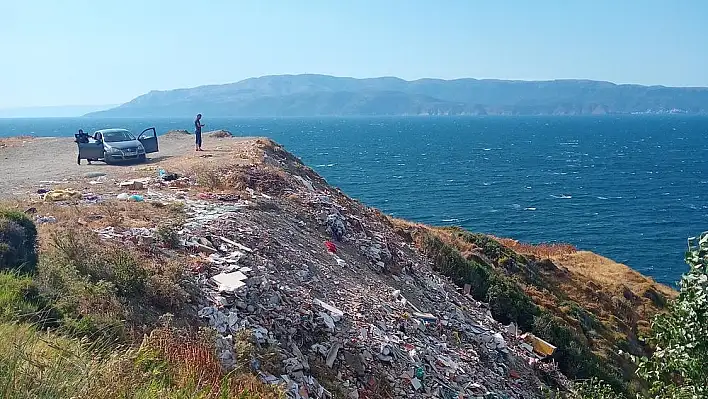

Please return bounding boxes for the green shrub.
[456,230,525,264]
[421,234,537,329]
[156,223,181,249]
[37,230,187,337]
[0,324,283,399]
[0,210,38,273]
[0,271,41,321]
[61,313,126,343]
[533,311,625,392]
[422,234,491,298]
[630,232,708,398]
[487,275,538,328]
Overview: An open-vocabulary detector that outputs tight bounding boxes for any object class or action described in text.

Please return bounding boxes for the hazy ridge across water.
[2,115,706,285]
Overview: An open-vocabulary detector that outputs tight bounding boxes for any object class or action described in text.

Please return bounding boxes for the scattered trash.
[520,333,557,357]
[199,192,241,201]
[44,189,82,202]
[119,180,147,190]
[36,216,57,224]
[324,241,337,253]
[159,169,180,181]
[117,193,130,201]
[313,298,344,319]
[128,194,144,202]
[326,212,346,241]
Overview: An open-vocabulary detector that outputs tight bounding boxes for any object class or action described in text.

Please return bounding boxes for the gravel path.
[0,133,252,198]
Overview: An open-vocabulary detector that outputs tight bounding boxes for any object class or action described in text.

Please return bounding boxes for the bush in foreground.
[629,232,708,398]
[37,229,188,340]
[0,210,37,274]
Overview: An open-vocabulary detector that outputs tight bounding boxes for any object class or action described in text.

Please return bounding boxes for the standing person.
[75,129,90,165]
[194,113,205,151]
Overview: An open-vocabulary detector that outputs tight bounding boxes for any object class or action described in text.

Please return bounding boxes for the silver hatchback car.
[76,128,159,164]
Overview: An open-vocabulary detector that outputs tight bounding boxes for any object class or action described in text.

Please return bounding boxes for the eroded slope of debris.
[158,140,568,398]
[33,138,572,398]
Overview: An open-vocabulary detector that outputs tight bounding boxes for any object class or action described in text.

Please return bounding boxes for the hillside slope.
[86,74,708,117]
[0,134,675,397]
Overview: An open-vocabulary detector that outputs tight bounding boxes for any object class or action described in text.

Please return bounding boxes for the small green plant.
[156,223,181,249]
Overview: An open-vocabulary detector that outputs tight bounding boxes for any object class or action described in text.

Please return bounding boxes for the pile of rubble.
[90,142,569,398]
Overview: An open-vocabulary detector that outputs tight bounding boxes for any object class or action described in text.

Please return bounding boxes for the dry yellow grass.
[493,237,578,258]
[551,250,676,303]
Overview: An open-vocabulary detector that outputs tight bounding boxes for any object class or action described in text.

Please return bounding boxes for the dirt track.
[0,133,255,198]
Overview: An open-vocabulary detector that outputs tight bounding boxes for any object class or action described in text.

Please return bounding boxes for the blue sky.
[1,0,706,108]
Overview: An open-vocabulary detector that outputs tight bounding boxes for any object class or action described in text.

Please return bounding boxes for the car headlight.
[109,147,121,154]
[137,145,145,153]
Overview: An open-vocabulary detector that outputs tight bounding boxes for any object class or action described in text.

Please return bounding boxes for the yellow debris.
[44,189,82,202]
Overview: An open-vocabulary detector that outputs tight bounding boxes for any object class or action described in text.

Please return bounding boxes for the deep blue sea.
[2,115,707,286]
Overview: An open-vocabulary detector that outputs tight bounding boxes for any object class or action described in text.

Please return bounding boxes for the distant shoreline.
[3,113,708,121]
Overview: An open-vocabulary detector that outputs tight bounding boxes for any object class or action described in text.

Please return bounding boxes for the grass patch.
[0,323,283,399]
[0,210,38,273]
[0,271,51,323]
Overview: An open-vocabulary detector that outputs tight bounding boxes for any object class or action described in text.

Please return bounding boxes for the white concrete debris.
[212,271,248,292]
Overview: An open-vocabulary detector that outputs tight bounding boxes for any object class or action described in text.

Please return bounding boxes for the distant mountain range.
[85,74,708,117]
[0,104,116,118]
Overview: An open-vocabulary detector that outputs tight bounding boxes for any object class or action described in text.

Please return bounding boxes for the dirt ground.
[0,133,257,198]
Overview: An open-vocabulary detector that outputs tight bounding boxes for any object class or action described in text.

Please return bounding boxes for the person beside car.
[75,129,92,164]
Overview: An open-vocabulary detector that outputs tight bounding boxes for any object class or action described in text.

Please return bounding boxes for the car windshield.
[102,131,135,142]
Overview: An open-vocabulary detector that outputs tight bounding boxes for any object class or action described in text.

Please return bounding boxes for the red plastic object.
[324,241,337,253]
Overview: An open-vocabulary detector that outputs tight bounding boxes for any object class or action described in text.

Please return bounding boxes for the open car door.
[138,127,159,154]
[78,140,104,161]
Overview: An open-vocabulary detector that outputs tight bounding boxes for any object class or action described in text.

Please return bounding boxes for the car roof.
[94,128,131,134]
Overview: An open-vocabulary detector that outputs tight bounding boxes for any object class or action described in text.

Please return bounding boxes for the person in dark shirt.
[75,129,91,165]
[75,129,89,143]
[194,113,205,151]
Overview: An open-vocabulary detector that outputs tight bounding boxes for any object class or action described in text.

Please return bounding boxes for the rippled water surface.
[2,115,707,285]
